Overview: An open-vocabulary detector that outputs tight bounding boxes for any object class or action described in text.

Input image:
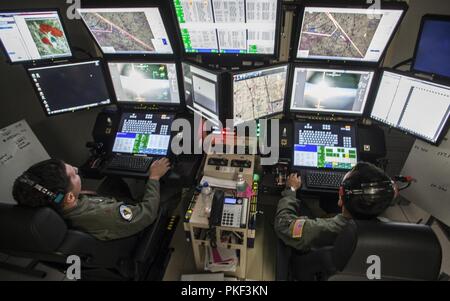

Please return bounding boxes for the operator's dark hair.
[12,159,70,211]
[342,162,395,220]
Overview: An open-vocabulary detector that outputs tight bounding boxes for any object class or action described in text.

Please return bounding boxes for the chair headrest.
[0,204,67,254]
[333,220,442,281]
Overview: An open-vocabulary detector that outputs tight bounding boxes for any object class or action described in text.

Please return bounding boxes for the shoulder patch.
[290,219,306,239]
[119,205,133,222]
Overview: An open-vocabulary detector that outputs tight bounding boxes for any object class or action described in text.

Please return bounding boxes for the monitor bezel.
[291,1,408,67]
[370,68,450,146]
[291,119,359,171]
[169,0,283,59]
[77,5,177,60]
[181,60,225,126]
[286,63,378,118]
[411,14,450,82]
[112,110,176,157]
[105,58,184,109]
[0,8,74,65]
[26,58,113,117]
[230,62,289,127]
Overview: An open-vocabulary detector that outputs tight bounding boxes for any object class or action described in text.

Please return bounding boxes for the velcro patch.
[291,219,306,239]
[119,205,133,222]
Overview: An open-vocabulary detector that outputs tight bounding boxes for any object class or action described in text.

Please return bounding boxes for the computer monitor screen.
[413,16,450,79]
[182,62,220,124]
[296,6,404,63]
[371,71,450,145]
[78,7,173,55]
[0,10,72,63]
[108,62,181,105]
[293,121,358,170]
[112,112,174,156]
[173,0,279,55]
[290,67,374,115]
[27,60,111,116]
[233,65,287,125]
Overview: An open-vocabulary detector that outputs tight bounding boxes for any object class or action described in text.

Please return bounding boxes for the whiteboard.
[401,135,450,226]
[0,120,50,205]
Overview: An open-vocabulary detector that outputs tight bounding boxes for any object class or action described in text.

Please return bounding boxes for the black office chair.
[276,240,336,281]
[277,220,442,281]
[0,204,171,280]
[331,220,442,281]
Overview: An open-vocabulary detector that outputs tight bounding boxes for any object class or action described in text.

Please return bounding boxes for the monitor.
[112,112,174,156]
[0,10,72,63]
[293,121,358,170]
[233,65,287,125]
[290,67,375,115]
[413,15,450,79]
[108,62,181,105]
[78,7,173,55]
[173,0,280,55]
[296,6,405,63]
[27,60,111,116]
[371,70,450,145]
[182,62,220,125]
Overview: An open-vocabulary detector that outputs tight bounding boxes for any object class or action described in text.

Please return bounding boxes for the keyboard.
[306,171,345,190]
[122,120,157,134]
[299,130,338,146]
[107,156,153,173]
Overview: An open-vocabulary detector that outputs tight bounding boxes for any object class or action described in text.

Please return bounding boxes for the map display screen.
[0,11,72,63]
[233,65,287,125]
[296,7,404,63]
[78,7,173,55]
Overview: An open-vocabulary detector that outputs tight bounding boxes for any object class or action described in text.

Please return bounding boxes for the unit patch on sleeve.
[119,205,133,222]
[290,219,306,239]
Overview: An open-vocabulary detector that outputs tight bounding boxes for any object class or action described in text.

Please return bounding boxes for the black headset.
[17,173,66,205]
[339,179,398,219]
[339,180,398,202]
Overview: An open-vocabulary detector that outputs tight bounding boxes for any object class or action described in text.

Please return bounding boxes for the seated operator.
[12,158,171,241]
[274,162,398,253]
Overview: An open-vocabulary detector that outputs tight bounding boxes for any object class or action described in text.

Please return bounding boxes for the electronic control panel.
[204,154,255,185]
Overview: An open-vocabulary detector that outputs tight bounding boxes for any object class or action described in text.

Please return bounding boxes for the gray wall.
[0,0,103,167]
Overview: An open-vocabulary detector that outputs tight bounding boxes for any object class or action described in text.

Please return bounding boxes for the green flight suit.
[274,189,350,253]
[62,179,160,241]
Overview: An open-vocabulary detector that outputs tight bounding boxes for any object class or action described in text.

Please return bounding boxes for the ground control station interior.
[0,0,449,282]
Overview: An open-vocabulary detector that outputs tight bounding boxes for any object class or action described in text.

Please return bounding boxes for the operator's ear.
[393,182,400,199]
[64,192,77,206]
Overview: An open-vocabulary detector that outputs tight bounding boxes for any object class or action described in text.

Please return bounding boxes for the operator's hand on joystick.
[149,158,171,181]
[286,173,302,192]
